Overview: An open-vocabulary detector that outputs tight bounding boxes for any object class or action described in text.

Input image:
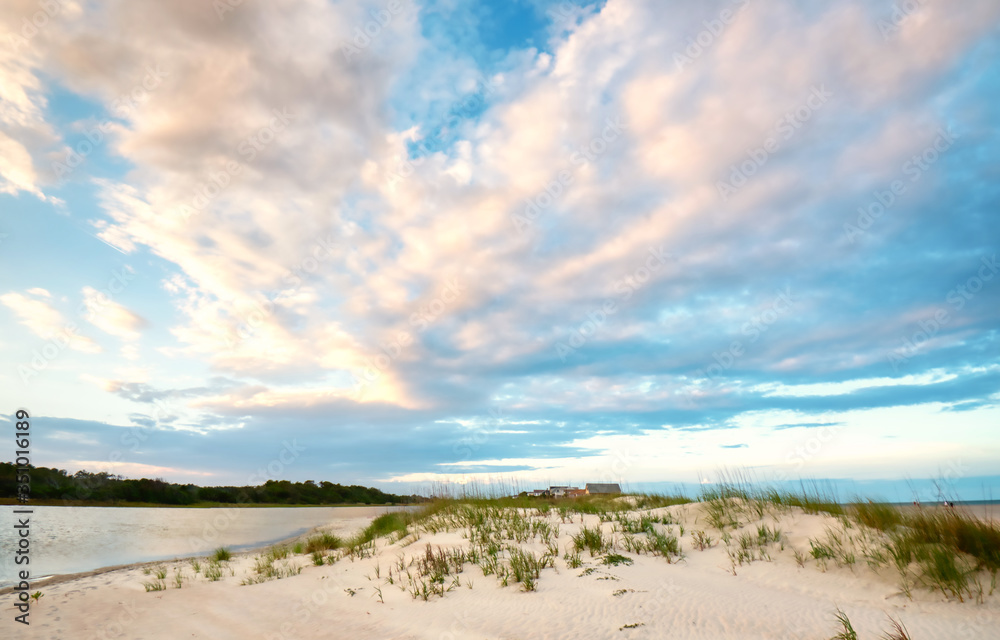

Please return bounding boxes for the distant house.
[548,485,579,498]
[565,489,588,498]
[585,483,622,495]
[529,489,548,497]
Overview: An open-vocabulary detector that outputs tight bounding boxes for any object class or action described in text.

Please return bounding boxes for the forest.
[0,462,423,506]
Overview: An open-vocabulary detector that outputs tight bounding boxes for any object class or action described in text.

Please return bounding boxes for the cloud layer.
[1,0,998,490]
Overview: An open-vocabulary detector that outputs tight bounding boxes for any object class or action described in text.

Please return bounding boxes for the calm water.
[0,505,408,588]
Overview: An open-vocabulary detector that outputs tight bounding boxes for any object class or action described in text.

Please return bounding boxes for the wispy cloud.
[0,290,100,353]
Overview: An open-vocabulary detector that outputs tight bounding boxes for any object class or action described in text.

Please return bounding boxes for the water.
[0,505,408,588]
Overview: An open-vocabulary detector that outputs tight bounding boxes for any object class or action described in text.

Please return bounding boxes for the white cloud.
[82,286,147,341]
[0,290,101,353]
[0,130,42,197]
[0,0,83,198]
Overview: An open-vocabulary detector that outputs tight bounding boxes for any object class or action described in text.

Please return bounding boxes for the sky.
[1,0,998,501]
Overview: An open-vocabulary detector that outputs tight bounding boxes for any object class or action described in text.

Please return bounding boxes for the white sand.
[11,504,1000,639]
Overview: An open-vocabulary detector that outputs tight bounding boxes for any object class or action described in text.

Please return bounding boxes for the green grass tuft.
[602,553,634,566]
[572,525,610,557]
[306,532,342,553]
[830,608,857,640]
[350,512,417,548]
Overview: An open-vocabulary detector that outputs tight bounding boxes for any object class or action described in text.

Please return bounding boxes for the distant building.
[585,483,622,495]
[526,484,619,497]
[548,485,579,497]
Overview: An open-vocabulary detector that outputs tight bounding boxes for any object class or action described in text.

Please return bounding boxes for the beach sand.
[8,503,999,639]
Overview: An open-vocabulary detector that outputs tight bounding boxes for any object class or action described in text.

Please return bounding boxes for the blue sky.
[1,0,998,500]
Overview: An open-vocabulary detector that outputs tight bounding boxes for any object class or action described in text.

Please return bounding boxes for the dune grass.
[204,560,223,581]
[830,608,858,640]
[881,614,912,640]
[828,610,912,640]
[851,501,903,531]
[572,525,610,556]
[305,532,342,553]
[694,471,999,602]
[845,500,1000,602]
[350,511,419,548]
[700,472,843,531]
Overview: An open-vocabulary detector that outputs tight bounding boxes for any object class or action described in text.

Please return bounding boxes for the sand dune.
[13,503,1000,639]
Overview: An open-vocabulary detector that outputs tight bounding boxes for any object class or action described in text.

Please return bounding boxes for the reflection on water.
[0,505,405,587]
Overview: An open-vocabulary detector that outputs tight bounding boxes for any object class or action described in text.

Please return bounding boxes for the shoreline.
[0,524,326,595]
[0,506,415,594]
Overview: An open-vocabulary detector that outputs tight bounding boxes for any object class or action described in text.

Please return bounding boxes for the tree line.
[0,462,424,506]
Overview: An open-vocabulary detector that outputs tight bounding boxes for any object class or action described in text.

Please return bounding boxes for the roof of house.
[585,483,622,494]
